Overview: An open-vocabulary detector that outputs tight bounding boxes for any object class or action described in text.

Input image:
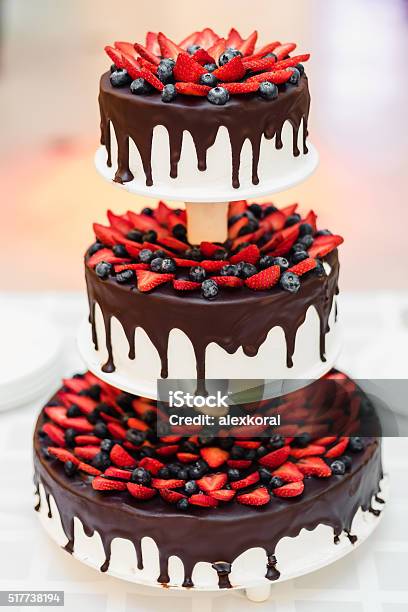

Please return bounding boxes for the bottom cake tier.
[34,371,385,591]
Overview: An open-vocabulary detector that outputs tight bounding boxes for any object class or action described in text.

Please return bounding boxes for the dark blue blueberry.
[126,429,146,446]
[110,69,131,88]
[110,63,117,73]
[256,445,268,458]
[230,445,245,459]
[178,468,189,480]
[87,384,102,401]
[139,249,154,263]
[64,461,78,477]
[259,256,274,270]
[126,229,143,243]
[162,83,177,102]
[331,460,346,475]
[150,257,164,272]
[157,466,170,479]
[292,242,307,252]
[264,52,278,61]
[213,249,227,261]
[139,446,155,458]
[202,279,219,300]
[293,433,312,448]
[259,467,272,483]
[187,44,201,55]
[176,498,189,511]
[291,250,308,264]
[298,234,313,249]
[173,224,187,240]
[190,266,206,283]
[238,262,257,279]
[226,47,243,58]
[142,206,153,216]
[248,203,263,218]
[315,229,332,237]
[227,468,241,481]
[219,437,234,450]
[280,271,301,293]
[296,63,305,76]
[218,49,237,65]
[285,213,301,227]
[93,422,109,438]
[289,67,301,85]
[207,86,230,105]
[200,72,218,87]
[112,244,129,258]
[130,77,152,95]
[349,437,364,452]
[204,62,218,72]
[184,480,198,495]
[188,465,205,479]
[263,205,278,216]
[116,269,134,284]
[95,261,113,279]
[314,260,326,277]
[100,439,115,453]
[161,258,177,273]
[269,476,284,489]
[341,455,352,471]
[88,242,104,256]
[67,405,81,418]
[131,467,151,485]
[185,247,202,261]
[272,257,290,271]
[143,230,157,243]
[259,81,279,100]
[157,60,174,84]
[299,222,313,237]
[269,435,285,449]
[220,264,240,277]
[92,451,111,471]
[65,428,77,448]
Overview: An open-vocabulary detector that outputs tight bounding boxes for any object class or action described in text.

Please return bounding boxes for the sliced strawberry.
[272,462,304,483]
[44,405,67,423]
[230,244,260,265]
[325,437,349,459]
[226,28,244,48]
[261,223,300,254]
[211,276,244,288]
[107,422,127,439]
[78,462,102,476]
[59,393,97,414]
[200,260,229,272]
[138,457,164,475]
[213,56,246,82]
[314,436,338,447]
[231,471,260,490]
[243,57,277,72]
[62,377,89,393]
[92,476,127,492]
[227,459,253,469]
[196,28,220,49]
[197,473,227,493]
[246,41,280,60]
[175,82,211,96]
[177,452,200,463]
[126,417,149,431]
[146,31,160,55]
[189,493,218,508]
[104,467,133,480]
[228,216,249,239]
[235,440,262,449]
[74,446,100,461]
[288,258,317,276]
[93,223,124,246]
[290,445,326,459]
[133,42,160,66]
[104,46,124,68]
[88,249,127,269]
[157,32,184,60]
[75,435,101,446]
[158,236,188,253]
[223,81,259,94]
[136,270,174,292]
[210,489,236,502]
[239,31,258,56]
[47,447,79,464]
[200,241,223,258]
[308,235,344,258]
[192,47,215,66]
[42,423,65,446]
[245,265,280,291]
[237,486,270,506]
[155,444,179,457]
[110,444,137,468]
[274,43,297,61]
[173,279,201,291]
[273,54,310,71]
[174,257,197,267]
[208,37,227,61]
[179,31,201,49]
[114,41,140,61]
[114,263,149,273]
[174,53,206,83]
[258,445,290,469]
[128,65,164,91]
[106,209,132,235]
[160,489,186,504]
[229,200,247,218]
[127,482,157,499]
[247,69,293,84]
[151,478,185,490]
[200,447,229,468]
[273,480,304,498]
[62,417,94,433]
[297,457,332,478]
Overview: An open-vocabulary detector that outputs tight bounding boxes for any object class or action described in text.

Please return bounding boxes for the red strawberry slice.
[92,476,127,492]
[208,37,227,61]
[127,482,157,499]
[133,42,160,66]
[174,258,197,267]
[107,422,127,439]
[200,447,229,468]
[114,41,140,61]
[197,473,227,493]
[196,28,220,49]
[189,493,218,508]
[146,31,160,55]
[155,444,179,457]
[229,200,248,218]
[62,417,94,433]
[273,54,310,71]
[45,406,67,422]
[223,81,260,94]
[290,445,326,459]
[107,209,133,234]
[104,46,125,68]
[325,437,349,459]
[200,260,229,272]
[230,244,260,265]
[247,69,293,84]
[213,56,246,82]
[230,471,260,490]
[151,478,185,490]
[78,462,102,476]
[210,276,244,288]
[273,480,304,498]
[160,489,186,503]
[237,486,270,506]
[210,489,236,502]
[158,236,188,252]
[114,263,149,273]
[87,250,131,269]
[174,53,206,83]
[179,31,201,49]
[126,417,149,431]
[261,223,300,254]
[297,457,332,478]
[272,462,304,483]
[314,436,338,447]
[158,32,184,60]
[288,258,317,276]
[93,223,124,246]
[138,57,158,73]
[246,41,280,60]
[75,435,101,446]
[259,445,290,469]
[110,444,137,468]
[136,270,174,292]
[239,31,258,56]
[59,393,97,414]
[200,241,223,258]
[47,447,79,464]
[226,28,244,48]
[243,57,277,72]
[227,459,253,469]
[104,467,133,480]
[62,377,90,393]
[177,452,199,463]
[308,235,344,258]
[128,65,164,91]
[138,457,164,475]
[175,82,211,96]
[245,265,281,291]
[192,47,215,66]
[74,446,100,461]
[43,423,65,446]
[173,279,201,291]
[127,210,163,233]
[274,43,297,61]
[235,440,262,449]
[228,215,249,239]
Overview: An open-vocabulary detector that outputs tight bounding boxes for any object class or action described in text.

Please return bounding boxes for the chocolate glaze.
[85,251,339,383]
[99,72,311,189]
[34,418,382,588]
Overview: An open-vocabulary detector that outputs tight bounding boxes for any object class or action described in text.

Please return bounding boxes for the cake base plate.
[77,317,343,400]
[94,143,319,203]
[36,478,387,603]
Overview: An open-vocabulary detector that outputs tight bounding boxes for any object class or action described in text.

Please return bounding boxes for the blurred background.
[1,0,408,290]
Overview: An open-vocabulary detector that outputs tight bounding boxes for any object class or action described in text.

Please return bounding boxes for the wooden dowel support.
[185,201,229,244]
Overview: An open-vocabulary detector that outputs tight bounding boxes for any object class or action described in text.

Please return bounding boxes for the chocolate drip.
[375,495,385,504]
[212,562,232,589]
[369,506,381,517]
[34,421,382,589]
[346,533,358,545]
[99,72,310,189]
[85,251,339,385]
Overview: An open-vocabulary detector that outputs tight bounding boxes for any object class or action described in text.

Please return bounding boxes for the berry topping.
[259,81,279,100]
[127,483,157,500]
[237,486,270,506]
[273,481,304,498]
[207,86,230,105]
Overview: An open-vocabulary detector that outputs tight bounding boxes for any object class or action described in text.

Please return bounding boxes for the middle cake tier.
[82,200,343,396]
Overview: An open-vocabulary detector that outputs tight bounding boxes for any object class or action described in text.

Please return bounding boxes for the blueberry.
[256,445,268,458]
[93,422,109,438]
[259,467,272,483]
[157,466,170,479]
[259,256,274,270]
[331,460,346,475]
[349,437,364,452]
[280,271,300,293]
[341,455,352,471]
[112,244,127,258]
[178,468,189,480]
[263,205,278,216]
[168,463,182,476]
[291,250,308,264]
[315,229,332,237]
[226,47,243,57]
[65,428,76,448]
[188,465,204,479]
[150,257,163,272]
[92,451,111,471]
[314,260,326,277]
[185,247,202,261]
[227,468,241,481]
[204,62,218,72]
[64,461,78,477]
[272,257,290,271]
[143,230,157,243]
[176,498,189,511]
[213,249,227,261]
[296,63,305,76]
[139,249,154,263]
[126,229,143,243]
[139,446,155,458]
[116,269,134,284]
[184,480,198,495]
[299,223,313,237]
[293,433,311,448]
[187,44,201,55]
[88,242,104,256]
[95,261,113,279]
[100,439,115,453]
[110,63,117,73]
[157,61,174,84]
[131,467,151,485]
[230,445,245,459]
[219,437,234,450]
[142,206,153,215]
[239,262,257,279]
[248,203,263,218]
[269,434,285,449]
[67,405,81,418]
[285,213,301,227]
[126,429,146,446]
[269,476,284,489]
[292,242,306,252]
[190,266,206,283]
[130,78,152,95]
[218,50,236,65]
[298,234,313,249]
[264,52,278,61]
[207,86,230,106]
[289,67,301,86]
[200,72,218,87]
[202,279,219,300]
[161,258,177,273]
[220,264,240,277]
[172,224,187,240]
[162,83,177,102]
[259,81,279,100]
[87,384,102,400]
[110,69,131,88]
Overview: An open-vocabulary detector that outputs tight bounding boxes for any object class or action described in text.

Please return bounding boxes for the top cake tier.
[99,29,313,193]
